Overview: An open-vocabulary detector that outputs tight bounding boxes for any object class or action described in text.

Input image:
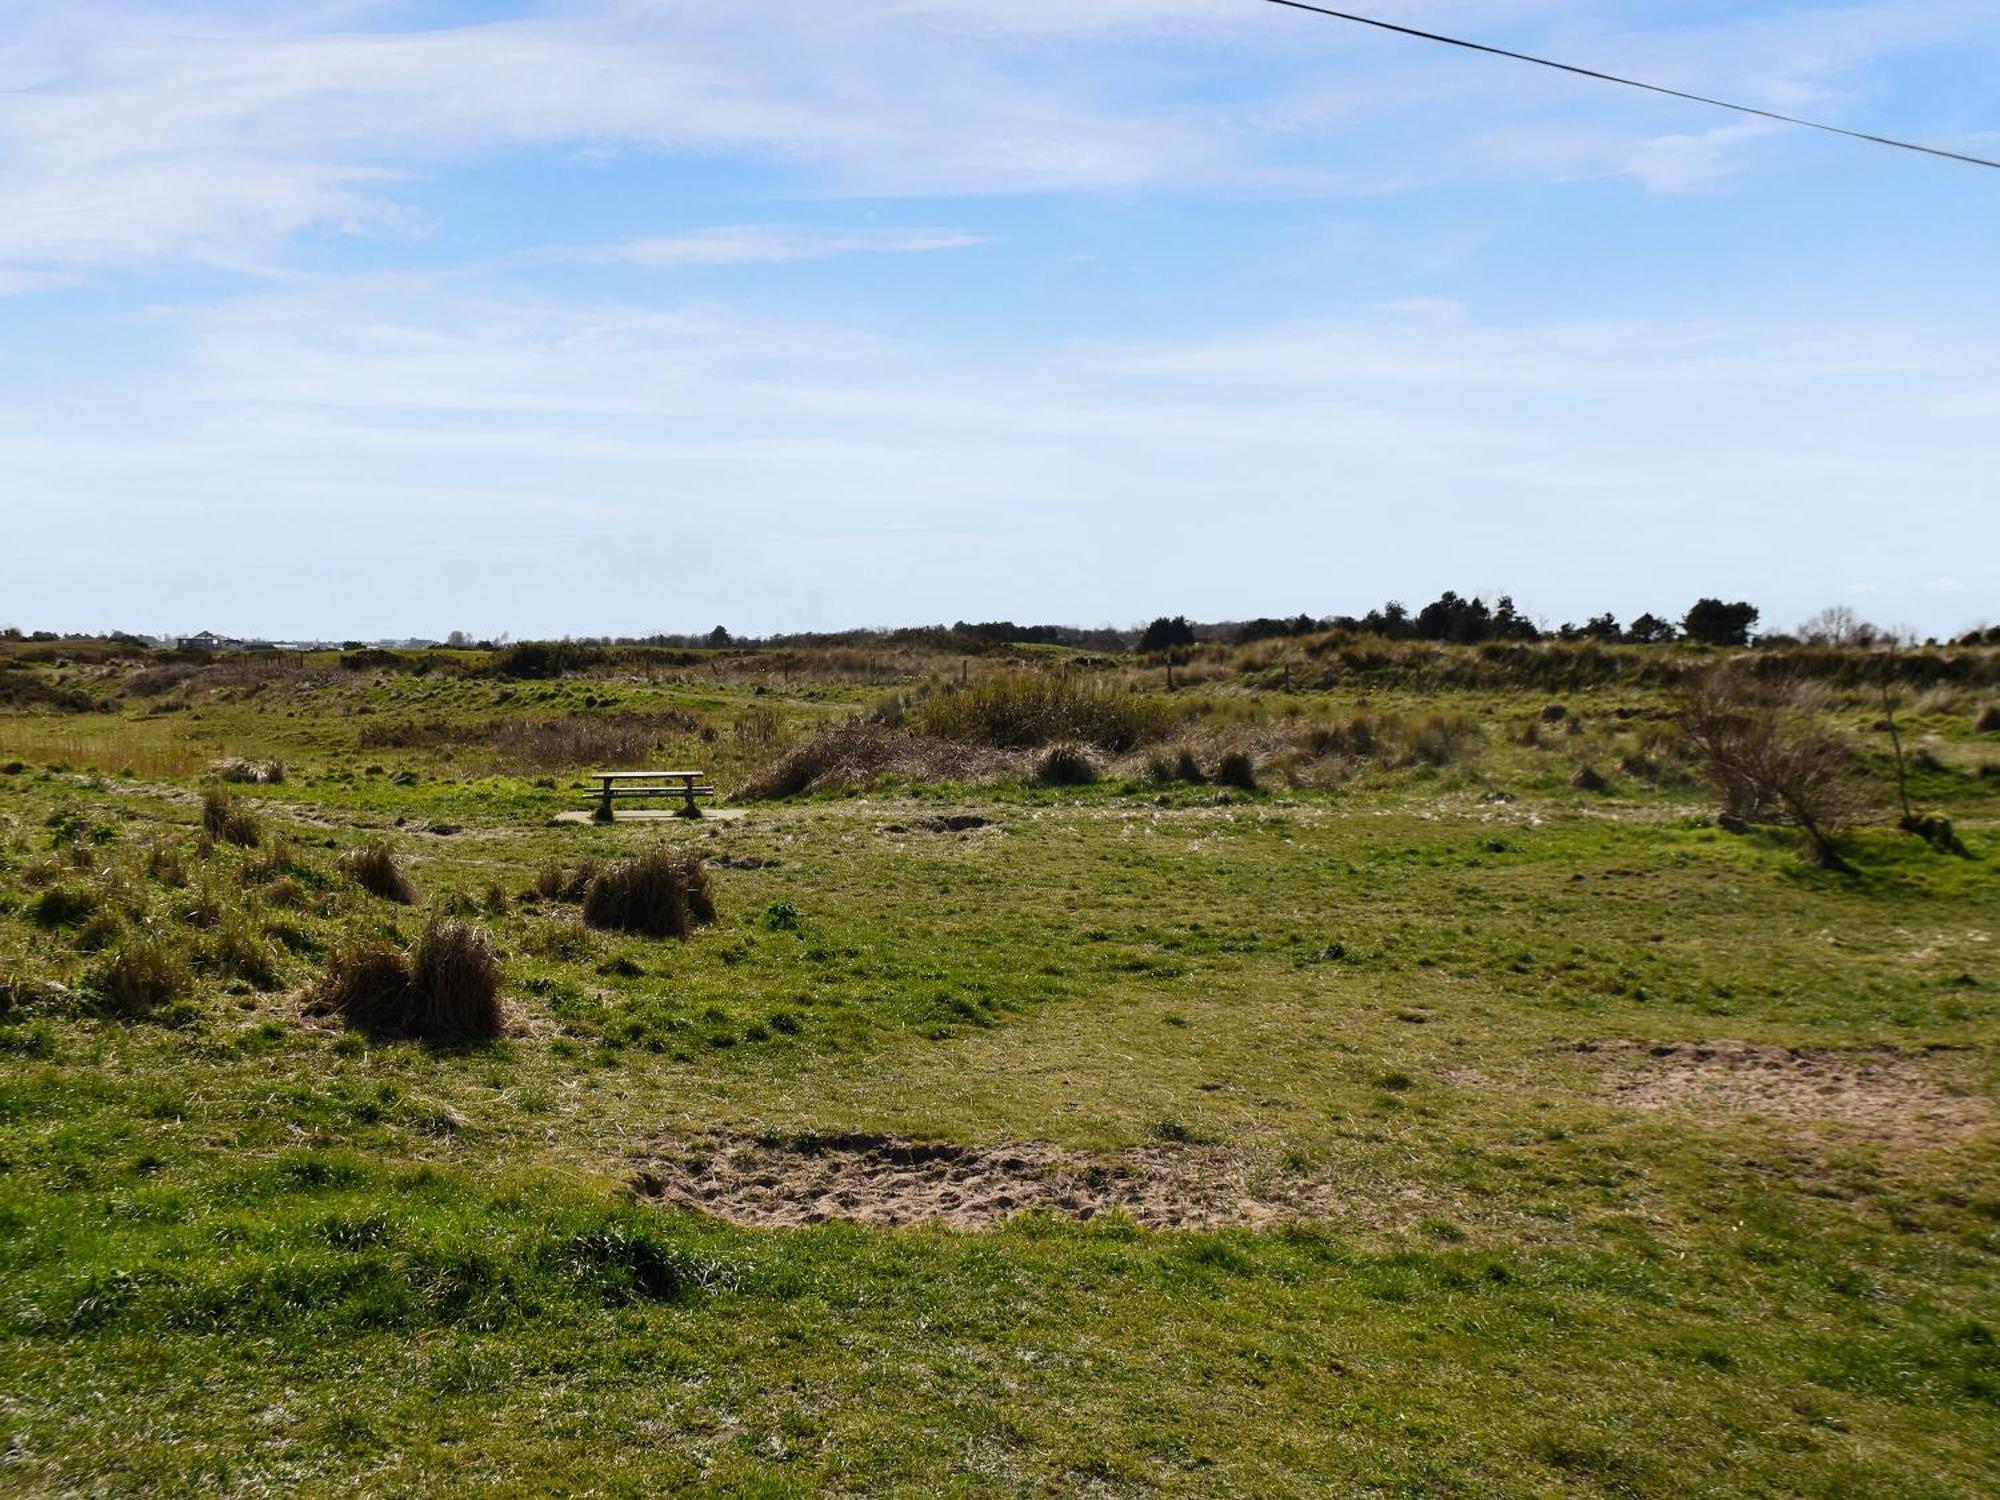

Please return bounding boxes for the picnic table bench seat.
[583,769,715,819]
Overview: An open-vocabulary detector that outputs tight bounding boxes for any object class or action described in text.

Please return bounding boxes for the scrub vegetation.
[0,629,1996,1495]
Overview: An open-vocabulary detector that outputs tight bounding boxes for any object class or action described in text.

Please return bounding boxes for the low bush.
[493,641,604,679]
[201,787,262,848]
[309,917,504,1042]
[343,841,416,904]
[582,852,717,940]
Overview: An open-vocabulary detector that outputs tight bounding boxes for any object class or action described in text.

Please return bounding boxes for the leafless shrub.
[1678,668,1865,870]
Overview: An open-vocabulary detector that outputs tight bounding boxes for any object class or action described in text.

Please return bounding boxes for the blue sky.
[2,0,1997,640]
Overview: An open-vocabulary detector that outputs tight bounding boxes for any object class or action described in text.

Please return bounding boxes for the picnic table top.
[589,770,705,781]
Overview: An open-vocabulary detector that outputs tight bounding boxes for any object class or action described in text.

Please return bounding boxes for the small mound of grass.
[1034,743,1100,786]
[342,841,416,904]
[209,914,284,990]
[309,916,504,1042]
[582,852,717,940]
[201,787,263,848]
[29,883,98,928]
[1215,750,1258,791]
[91,936,192,1017]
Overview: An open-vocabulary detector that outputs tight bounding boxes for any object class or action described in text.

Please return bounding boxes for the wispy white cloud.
[1093,310,1980,391]
[3,0,1995,280]
[545,225,988,269]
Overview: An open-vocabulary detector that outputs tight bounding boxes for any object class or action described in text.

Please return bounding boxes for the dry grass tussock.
[200,787,262,848]
[92,935,192,1017]
[1033,743,1100,786]
[308,916,504,1041]
[342,841,416,904]
[740,722,1009,799]
[581,851,717,940]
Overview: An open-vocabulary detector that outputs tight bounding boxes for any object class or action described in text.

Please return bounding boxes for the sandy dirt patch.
[630,1132,1344,1230]
[1595,1041,1992,1146]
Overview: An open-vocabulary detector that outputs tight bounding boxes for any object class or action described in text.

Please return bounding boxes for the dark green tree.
[1681,599,1760,647]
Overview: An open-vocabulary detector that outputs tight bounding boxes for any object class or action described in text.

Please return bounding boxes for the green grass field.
[1,640,1996,1495]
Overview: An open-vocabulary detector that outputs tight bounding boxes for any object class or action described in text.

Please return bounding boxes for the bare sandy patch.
[630,1132,1345,1230]
[1594,1041,1992,1146]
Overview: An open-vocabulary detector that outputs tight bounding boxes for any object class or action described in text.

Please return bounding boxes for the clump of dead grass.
[1034,743,1100,786]
[342,840,416,904]
[91,935,192,1017]
[1215,750,1258,791]
[200,787,262,848]
[582,851,717,939]
[308,915,504,1041]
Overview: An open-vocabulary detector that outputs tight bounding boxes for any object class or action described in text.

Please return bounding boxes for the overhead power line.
[1260,0,2000,171]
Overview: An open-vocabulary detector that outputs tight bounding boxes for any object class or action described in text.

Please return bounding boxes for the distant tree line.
[1127,594,1762,651]
[11,596,1997,658]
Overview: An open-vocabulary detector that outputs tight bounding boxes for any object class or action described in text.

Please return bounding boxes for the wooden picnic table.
[585,769,715,820]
